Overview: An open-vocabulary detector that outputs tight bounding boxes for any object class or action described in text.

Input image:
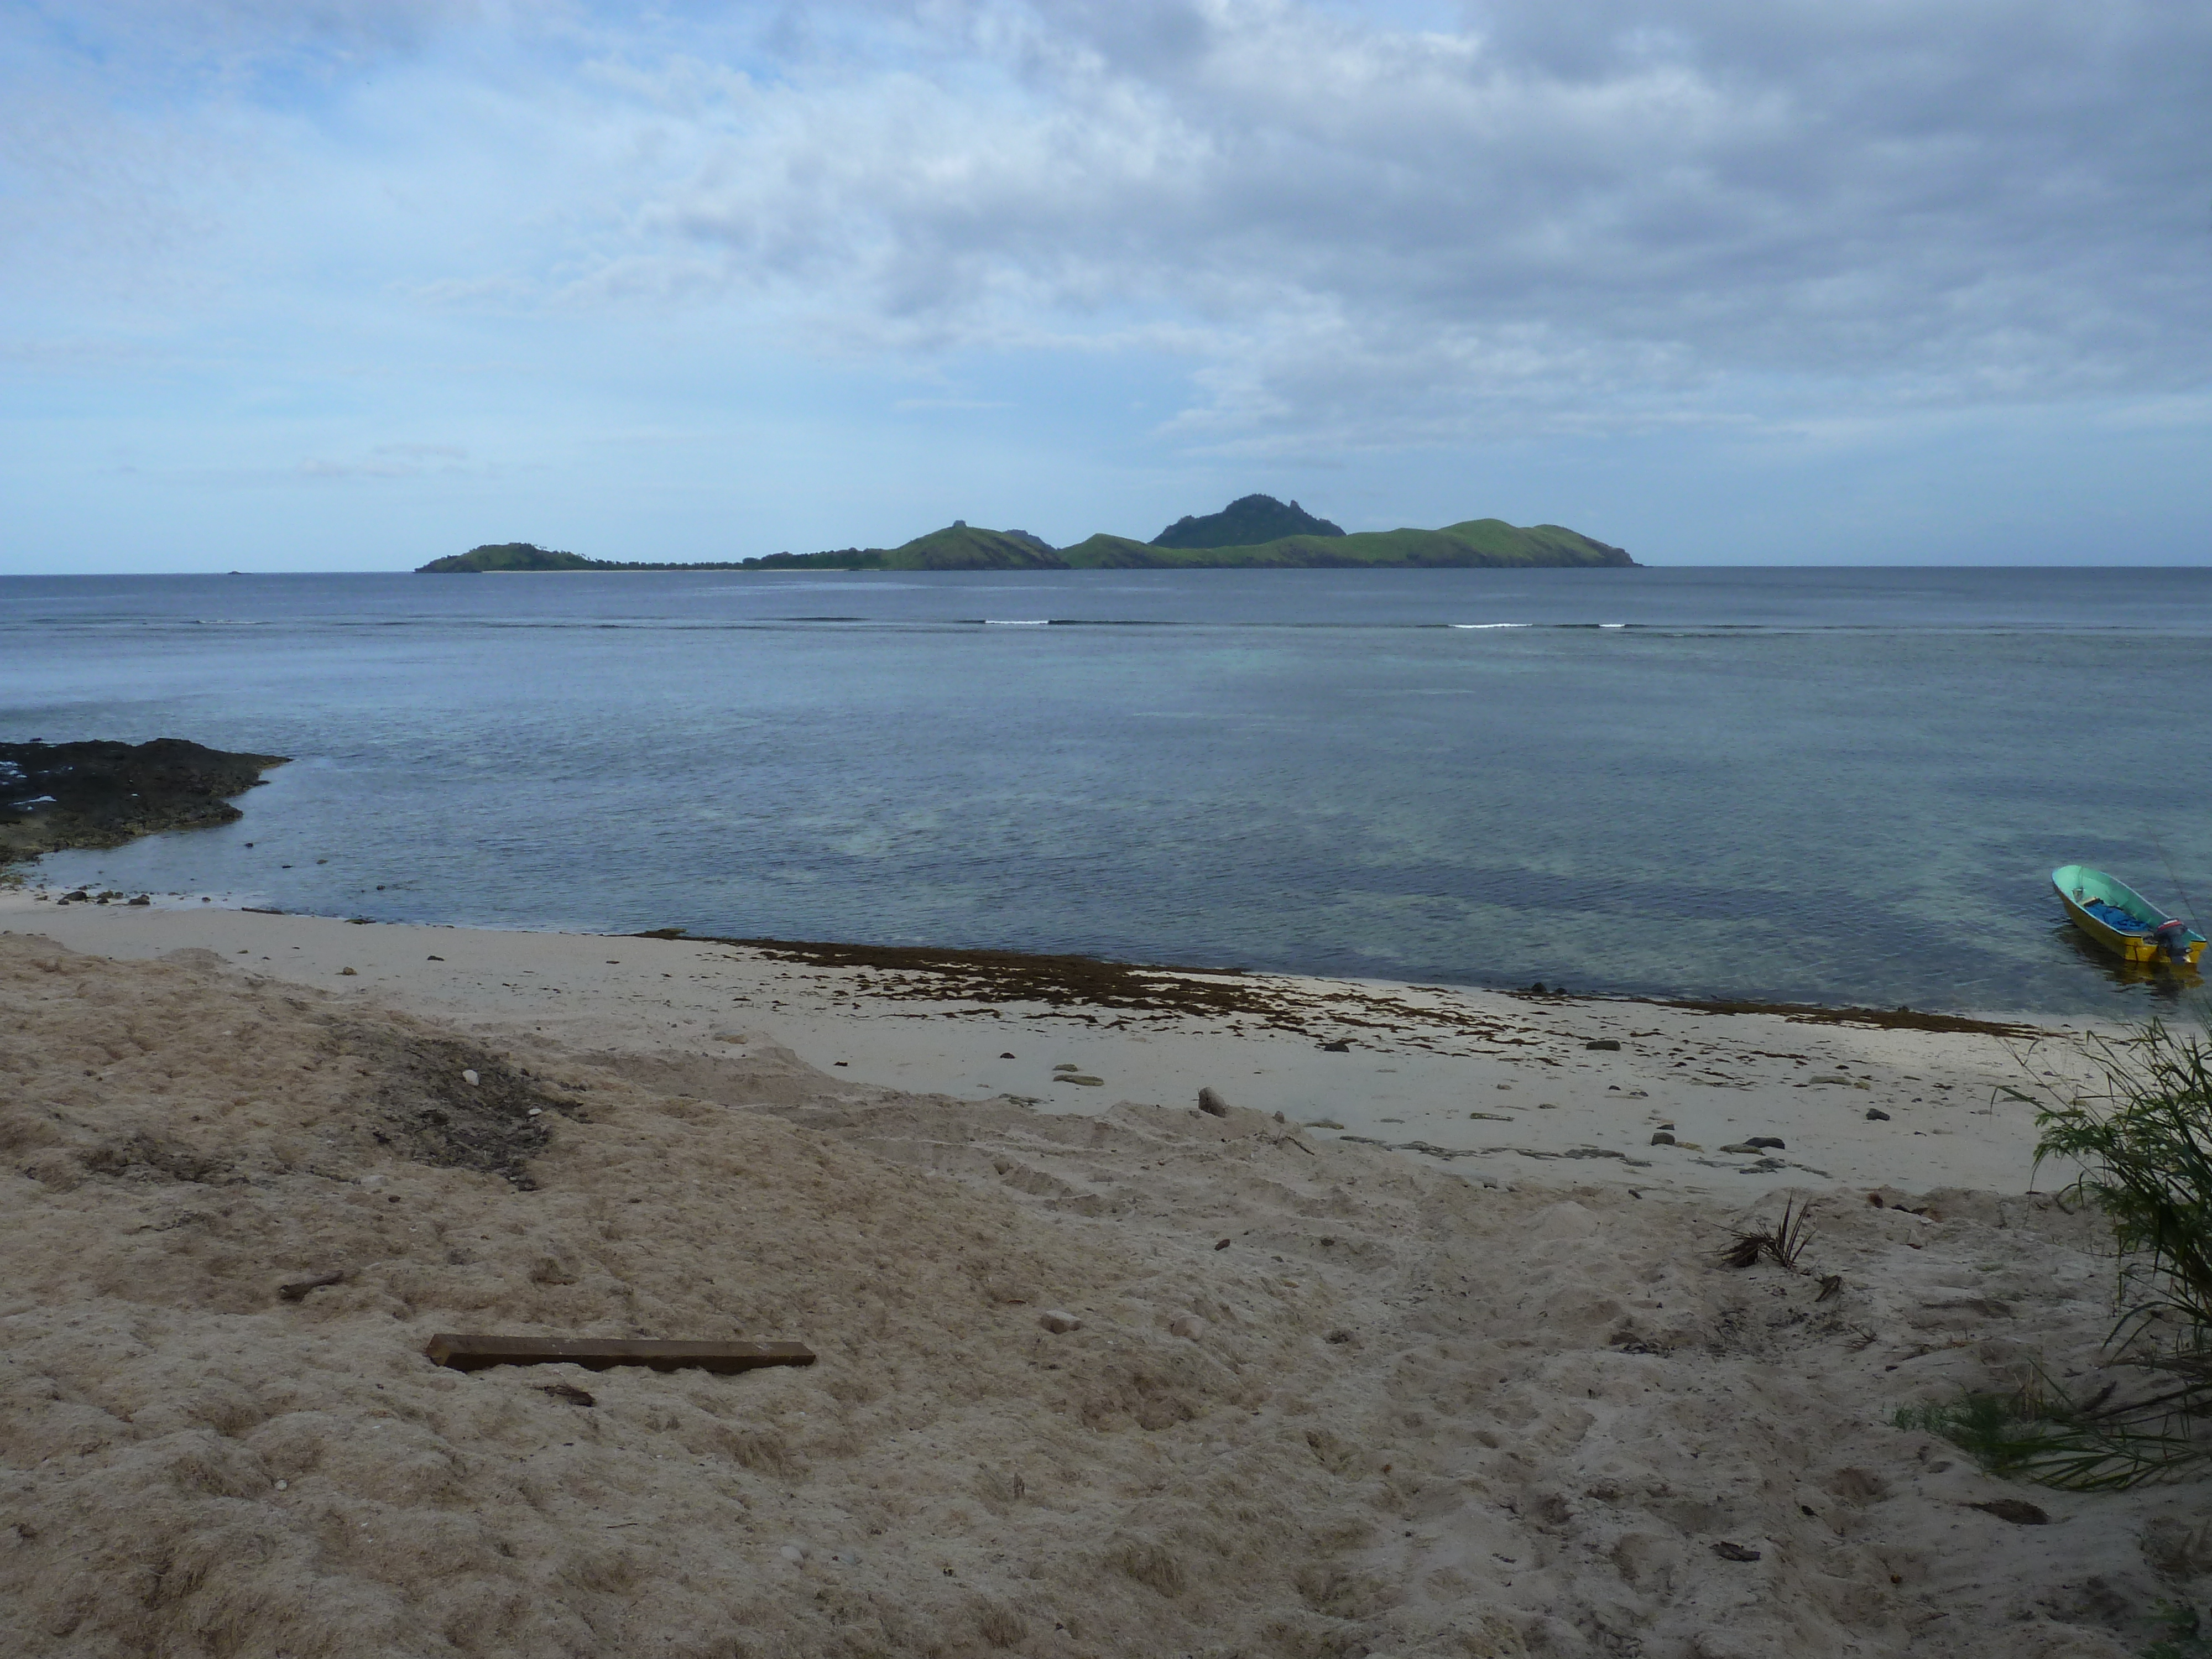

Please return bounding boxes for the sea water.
[4,565,2209,1016]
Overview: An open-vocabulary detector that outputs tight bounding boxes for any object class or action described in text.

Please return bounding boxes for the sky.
[3,0,2209,572]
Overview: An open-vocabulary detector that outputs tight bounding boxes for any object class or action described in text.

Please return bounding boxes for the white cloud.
[513,0,2212,444]
[3,0,2210,565]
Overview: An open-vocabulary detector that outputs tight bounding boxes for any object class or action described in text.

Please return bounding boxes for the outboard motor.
[2155,919,2192,963]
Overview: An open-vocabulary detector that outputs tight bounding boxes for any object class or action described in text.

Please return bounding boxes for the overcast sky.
[4,1,2208,571]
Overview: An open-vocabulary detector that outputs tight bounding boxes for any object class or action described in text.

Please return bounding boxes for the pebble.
[338,967,358,977]
[1650,1131,1676,1146]
[780,1543,808,1563]
[1197,1087,1229,1117]
[1866,1108,1891,1120]
[1585,1039,1621,1051]
[1037,1310,1082,1334]
[462,1069,479,1086]
[1746,1136,1785,1150]
[1319,1039,1352,1052]
[1167,1314,1206,1339]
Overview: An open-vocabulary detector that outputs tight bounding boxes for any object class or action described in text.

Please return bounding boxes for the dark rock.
[1968,1499,2048,1526]
[1197,1087,1229,1117]
[1712,1541,1762,1562]
[1746,1136,1785,1150]
[0,738,288,867]
[1319,1039,1352,1052]
[278,1270,345,1302]
[126,894,150,906]
[1866,1108,1891,1120]
[1650,1131,1676,1145]
[539,1383,597,1407]
[1585,1039,1621,1051]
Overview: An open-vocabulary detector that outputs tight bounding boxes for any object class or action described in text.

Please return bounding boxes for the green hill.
[745,523,1060,572]
[1056,519,1632,569]
[418,542,600,572]
[1151,494,1344,548]
[416,542,753,573]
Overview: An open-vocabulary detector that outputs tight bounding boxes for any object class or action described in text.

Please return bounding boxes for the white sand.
[3,896,2206,1657]
[0,893,2104,1197]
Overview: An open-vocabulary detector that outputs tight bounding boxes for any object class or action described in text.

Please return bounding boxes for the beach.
[6,893,2206,1658]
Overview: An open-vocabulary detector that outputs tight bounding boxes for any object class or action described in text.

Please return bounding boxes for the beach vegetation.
[1718,1195,1816,1271]
[1901,1022,2212,1489]
[2142,1601,2212,1659]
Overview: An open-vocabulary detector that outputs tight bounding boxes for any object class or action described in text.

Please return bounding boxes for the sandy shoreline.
[4,893,2205,1657]
[1,891,2100,1199]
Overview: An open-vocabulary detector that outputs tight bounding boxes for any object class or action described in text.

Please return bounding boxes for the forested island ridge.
[416,495,1634,572]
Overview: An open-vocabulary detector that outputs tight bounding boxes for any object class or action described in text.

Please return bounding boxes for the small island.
[416,494,1635,574]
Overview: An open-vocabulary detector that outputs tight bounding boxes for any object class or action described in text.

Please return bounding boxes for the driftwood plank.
[424,1334,816,1374]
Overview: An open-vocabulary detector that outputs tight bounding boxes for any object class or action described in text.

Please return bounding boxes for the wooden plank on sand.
[424,1334,816,1374]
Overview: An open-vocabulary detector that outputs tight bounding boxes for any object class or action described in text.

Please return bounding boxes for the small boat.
[2052,864,2206,967]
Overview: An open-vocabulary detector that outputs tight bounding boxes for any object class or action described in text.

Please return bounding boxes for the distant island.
[415,495,1634,573]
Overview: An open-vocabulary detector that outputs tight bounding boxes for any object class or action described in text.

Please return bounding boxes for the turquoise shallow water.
[4,566,2209,1015]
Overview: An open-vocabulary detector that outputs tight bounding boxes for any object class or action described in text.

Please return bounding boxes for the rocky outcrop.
[0,738,289,865]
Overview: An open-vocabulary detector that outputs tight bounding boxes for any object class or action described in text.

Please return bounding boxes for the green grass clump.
[2037,1022,2212,1348]
[2144,1602,2212,1659]
[1914,1021,2212,1489]
[1892,1378,2208,1491]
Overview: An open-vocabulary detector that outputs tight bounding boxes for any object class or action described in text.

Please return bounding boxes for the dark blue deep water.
[4,566,2209,1016]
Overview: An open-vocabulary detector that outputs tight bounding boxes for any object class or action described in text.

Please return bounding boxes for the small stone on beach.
[462,1068,479,1086]
[1197,1087,1229,1117]
[1967,1499,2049,1526]
[1585,1039,1620,1051]
[1866,1108,1891,1120]
[1037,1310,1082,1334]
[1712,1541,1762,1562]
[1650,1132,1675,1145]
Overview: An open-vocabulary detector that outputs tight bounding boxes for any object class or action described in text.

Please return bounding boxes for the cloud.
[550,0,2212,444]
[7,0,2210,460]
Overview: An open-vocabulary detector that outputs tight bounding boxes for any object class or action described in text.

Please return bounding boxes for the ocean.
[4,565,2208,1017]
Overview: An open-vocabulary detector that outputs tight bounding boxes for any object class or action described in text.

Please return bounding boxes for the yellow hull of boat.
[2056,885,2206,966]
